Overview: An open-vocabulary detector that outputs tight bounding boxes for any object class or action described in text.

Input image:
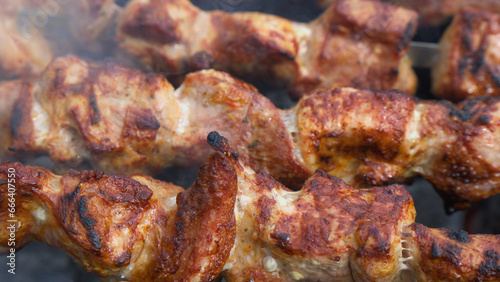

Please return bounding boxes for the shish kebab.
[315,0,500,27]
[118,0,418,98]
[2,55,500,209]
[1,0,418,98]
[1,134,500,281]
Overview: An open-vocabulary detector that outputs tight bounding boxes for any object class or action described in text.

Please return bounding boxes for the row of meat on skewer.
[2,0,500,280]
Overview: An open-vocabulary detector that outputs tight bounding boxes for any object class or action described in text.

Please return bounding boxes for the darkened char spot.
[447,229,470,243]
[431,242,440,258]
[135,112,160,130]
[77,197,95,229]
[88,93,101,125]
[88,229,102,250]
[64,185,81,202]
[231,152,239,160]
[398,21,414,52]
[10,102,24,139]
[272,232,291,249]
[491,72,500,87]
[207,131,227,148]
[478,115,490,124]
[478,250,500,277]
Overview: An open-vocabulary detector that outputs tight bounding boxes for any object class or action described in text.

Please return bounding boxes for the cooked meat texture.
[395,0,500,26]
[2,140,500,281]
[316,0,500,26]
[4,55,500,208]
[0,0,120,79]
[432,7,500,101]
[118,0,418,98]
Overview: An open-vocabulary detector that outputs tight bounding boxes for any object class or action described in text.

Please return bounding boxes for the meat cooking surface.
[316,0,500,26]
[1,137,499,281]
[432,7,500,101]
[118,0,418,97]
[3,56,500,208]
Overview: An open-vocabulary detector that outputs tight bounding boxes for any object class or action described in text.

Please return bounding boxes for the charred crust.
[87,229,102,251]
[88,93,101,125]
[256,196,276,225]
[231,152,239,161]
[77,197,95,229]
[431,242,440,258]
[478,250,500,277]
[447,229,471,243]
[207,131,228,149]
[134,111,160,130]
[398,21,414,52]
[478,115,491,124]
[272,232,292,250]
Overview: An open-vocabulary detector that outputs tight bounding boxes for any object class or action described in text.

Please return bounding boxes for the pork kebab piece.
[1,136,500,281]
[3,55,500,209]
[316,0,500,26]
[432,7,500,102]
[118,0,418,98]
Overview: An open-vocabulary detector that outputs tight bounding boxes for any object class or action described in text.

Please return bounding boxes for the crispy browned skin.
[317,0,500,26]
[3,55,309,188]
[432,7,500,102]
[4,55,500,208]
[118,0,418,98]
[2,139,500,281]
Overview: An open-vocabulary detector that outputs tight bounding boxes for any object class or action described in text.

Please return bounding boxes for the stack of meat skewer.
[1,0,500,281]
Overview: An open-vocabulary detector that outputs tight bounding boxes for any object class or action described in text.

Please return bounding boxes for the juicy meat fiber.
[432,7,500,101]
[4,55,500,208]
[1,138,500,281]
[118,0,418,97]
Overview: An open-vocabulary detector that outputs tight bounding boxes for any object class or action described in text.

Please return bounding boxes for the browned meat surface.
[118,0,418,98]
[432,7,500,101]
[4,55,500,208]
[1,138,500,281]
[317,0,500,26]
[395,0,500,26]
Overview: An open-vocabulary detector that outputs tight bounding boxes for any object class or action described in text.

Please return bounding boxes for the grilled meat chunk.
[317,0,500,26]
[432,7,500,101]
[4,55,500,208]
[118,0,418,98]
[1,138,500,281]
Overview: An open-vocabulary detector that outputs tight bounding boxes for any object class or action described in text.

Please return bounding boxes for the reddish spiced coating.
[118,0,418,97]
[0,152,237,280]
[4,55,500,208]
[433,7,500,101]
[1,140,500,281]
